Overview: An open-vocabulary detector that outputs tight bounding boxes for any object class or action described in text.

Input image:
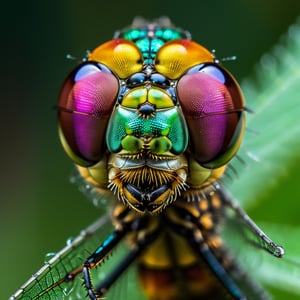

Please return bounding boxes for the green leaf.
[226,17,300,299]
[229,18,300,209]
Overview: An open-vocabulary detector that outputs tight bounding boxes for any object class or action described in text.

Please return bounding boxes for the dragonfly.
[10,17,285,300]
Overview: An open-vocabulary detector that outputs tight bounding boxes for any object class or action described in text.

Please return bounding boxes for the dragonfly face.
[10,17,284,300]
[58,18,244,214]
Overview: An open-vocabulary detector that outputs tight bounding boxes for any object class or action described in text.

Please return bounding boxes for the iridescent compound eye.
[177,63,245,168]
[58,62,119,166]
[88,39,143,79]
[155,39,214,79]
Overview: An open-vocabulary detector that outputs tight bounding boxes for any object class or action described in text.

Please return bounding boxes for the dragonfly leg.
[170,195,271,299]
[164,201,245,299]
[83,215,160,299]
[168,189,272,299]
[215,183,284,258]
[186,229,247,299]
[95,244,143,295]
[188,230,271,300]
[83,230,128,299]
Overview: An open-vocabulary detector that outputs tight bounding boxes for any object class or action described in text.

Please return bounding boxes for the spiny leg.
[215,183,284,258]
[83,213,160,299]
[167,203,246,300]
[172,186,275,299]
[82,206,135,299]
[187,229,269,300]
[94,247,142,296]
[83,229,130,299]
[94,223,160,297]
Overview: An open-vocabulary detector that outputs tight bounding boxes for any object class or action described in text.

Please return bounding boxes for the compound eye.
[154,39,214,79]
[88,39,143,79]
[177,63,245,168]
[58,62,119,166]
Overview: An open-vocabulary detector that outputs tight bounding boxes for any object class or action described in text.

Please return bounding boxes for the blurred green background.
[1,1,300,299]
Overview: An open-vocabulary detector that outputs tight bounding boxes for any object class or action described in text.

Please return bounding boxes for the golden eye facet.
[155,39,214,79]
[89,39,143,78]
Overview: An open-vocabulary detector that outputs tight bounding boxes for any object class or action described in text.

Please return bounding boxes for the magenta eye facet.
[58,62,119,166]
[177,63,245,168]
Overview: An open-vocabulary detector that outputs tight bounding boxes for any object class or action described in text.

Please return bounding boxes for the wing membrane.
[10,214,113,300]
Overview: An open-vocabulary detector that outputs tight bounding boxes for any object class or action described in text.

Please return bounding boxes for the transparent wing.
[10,214,114,300]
